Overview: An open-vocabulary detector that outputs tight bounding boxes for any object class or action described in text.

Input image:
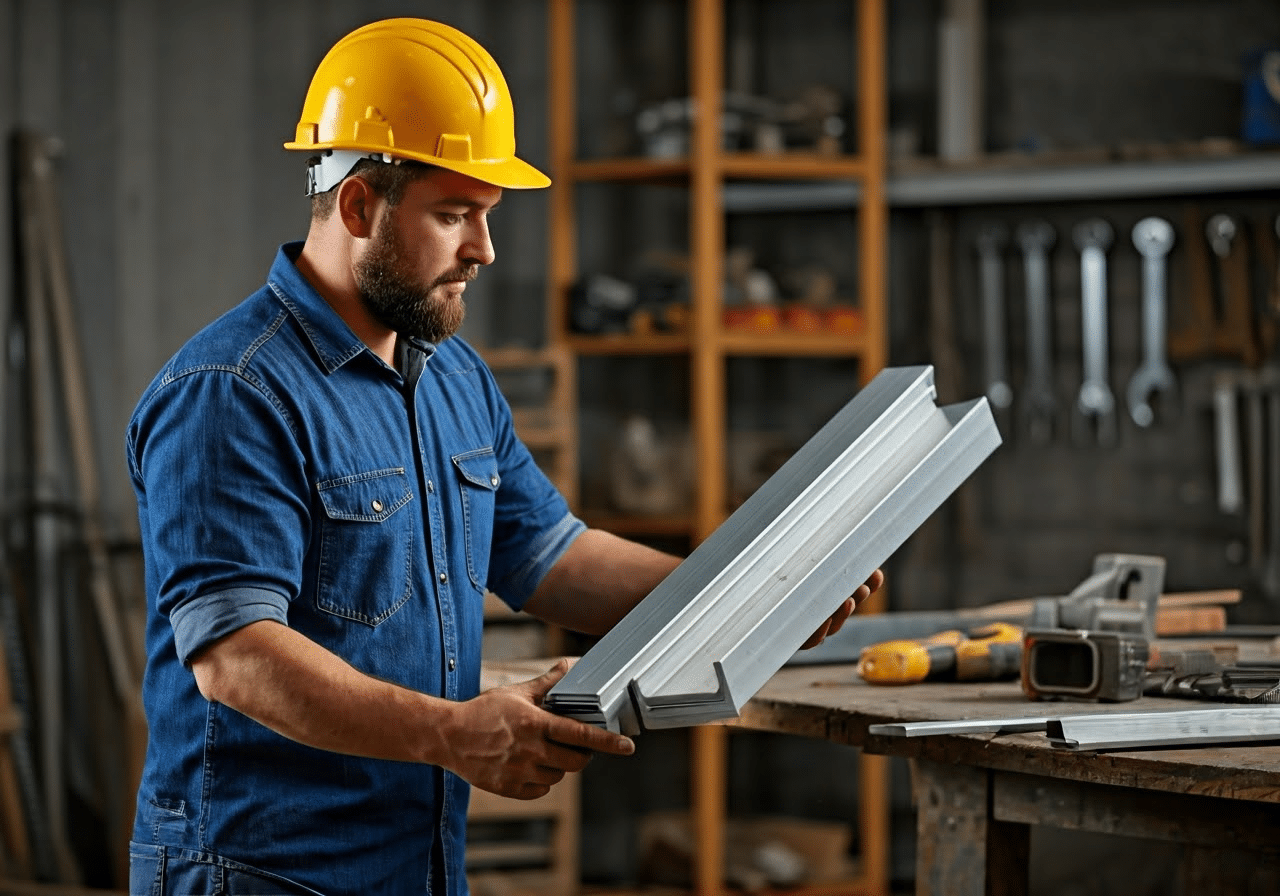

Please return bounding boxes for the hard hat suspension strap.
[306,149,400,196]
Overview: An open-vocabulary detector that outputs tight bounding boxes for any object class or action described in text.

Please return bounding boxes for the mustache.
[433,266,479,288]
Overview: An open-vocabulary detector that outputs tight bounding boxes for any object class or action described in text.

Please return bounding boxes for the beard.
[354,216,471,344]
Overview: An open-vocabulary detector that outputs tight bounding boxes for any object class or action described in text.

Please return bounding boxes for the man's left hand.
[798,568,884,650]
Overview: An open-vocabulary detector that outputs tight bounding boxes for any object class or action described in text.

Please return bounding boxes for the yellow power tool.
[857,622,1024,685]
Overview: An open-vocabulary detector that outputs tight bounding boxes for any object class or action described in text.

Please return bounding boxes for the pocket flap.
[316,468,413,522]
[452,449,500,491]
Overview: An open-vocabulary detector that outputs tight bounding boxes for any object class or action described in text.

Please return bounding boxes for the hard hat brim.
[284,141,551,191]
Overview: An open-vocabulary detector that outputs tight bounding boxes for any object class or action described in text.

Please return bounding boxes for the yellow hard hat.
[284,18,550,192]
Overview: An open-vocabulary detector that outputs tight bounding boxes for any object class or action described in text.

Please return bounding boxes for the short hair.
[309,158,435,220]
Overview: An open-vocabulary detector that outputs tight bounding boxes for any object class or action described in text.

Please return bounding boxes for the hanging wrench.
[1262,373,1280,601]
[1272,215,1280,320]
[1016,219,1056,443]
[1073,218,1117,444]
[1245,374,1266,577]
[1126,217,1177,427]
[976,222,1012,413]
[1213,370,1243,515]
[1206,213,1262,366]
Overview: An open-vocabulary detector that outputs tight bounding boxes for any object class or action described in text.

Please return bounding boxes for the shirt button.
[371,499,383,513]
[489,475,499,487]
[448,657,456,671]
[427,481,435,494]
[438,572,447,584]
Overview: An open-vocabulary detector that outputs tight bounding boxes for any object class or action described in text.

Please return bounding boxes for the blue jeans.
[129,843,328,896]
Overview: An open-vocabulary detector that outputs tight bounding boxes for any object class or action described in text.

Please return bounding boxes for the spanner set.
[975,209,1279,444]
[974,207,1280,603]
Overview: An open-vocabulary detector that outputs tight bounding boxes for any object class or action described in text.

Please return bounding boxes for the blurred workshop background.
[1,1,1279,894]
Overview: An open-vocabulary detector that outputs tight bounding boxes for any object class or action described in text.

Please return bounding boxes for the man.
[126,18,881,896]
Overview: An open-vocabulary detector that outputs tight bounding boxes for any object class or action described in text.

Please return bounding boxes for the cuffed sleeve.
[170,586,290,665]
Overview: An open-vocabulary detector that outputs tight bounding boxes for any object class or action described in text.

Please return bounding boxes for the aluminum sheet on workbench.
[545,365,1001,735]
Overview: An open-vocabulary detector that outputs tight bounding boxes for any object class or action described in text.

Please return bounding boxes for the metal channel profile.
[1048,706,1280,751]
[868,718,1052,738]
[545,366,1002,734]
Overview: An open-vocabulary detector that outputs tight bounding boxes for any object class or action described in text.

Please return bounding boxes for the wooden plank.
[913,760,996,896]
[738,668,1280,801]
[992,770,1280,854]
[1181,845,1280,893]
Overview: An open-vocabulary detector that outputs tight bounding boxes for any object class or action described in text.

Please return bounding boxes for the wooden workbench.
[731,664,1280,895]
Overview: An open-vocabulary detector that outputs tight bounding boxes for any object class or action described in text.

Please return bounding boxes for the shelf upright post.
[854,5,892,892]
[857,0,889,386]
[689,1,729,893]
[547,0,577,348]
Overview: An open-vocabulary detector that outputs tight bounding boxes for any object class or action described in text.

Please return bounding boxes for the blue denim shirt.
[126,242,585,895]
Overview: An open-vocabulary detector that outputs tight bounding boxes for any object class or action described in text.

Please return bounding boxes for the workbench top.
[734,663,1280,804]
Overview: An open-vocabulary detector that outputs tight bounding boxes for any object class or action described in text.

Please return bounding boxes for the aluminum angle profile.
[1048,706,1280,751]
[545,365,1002,735]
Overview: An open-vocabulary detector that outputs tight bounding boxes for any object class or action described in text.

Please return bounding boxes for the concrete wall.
[0,0,553,540]
[3,0,1278,890]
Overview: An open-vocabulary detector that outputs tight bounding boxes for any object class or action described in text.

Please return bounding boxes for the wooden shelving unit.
[546,1,890,893]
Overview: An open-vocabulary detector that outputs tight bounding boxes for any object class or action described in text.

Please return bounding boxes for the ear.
[336,176,378,239]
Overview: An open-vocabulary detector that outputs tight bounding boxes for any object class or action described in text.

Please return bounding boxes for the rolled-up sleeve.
[170,586,290,665]
[129,365,311,664]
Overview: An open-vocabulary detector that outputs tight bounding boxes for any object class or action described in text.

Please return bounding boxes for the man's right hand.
[443,658,634,800]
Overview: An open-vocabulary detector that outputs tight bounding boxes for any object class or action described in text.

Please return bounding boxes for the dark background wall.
[0,0,555,540]
[3,1,1278,892]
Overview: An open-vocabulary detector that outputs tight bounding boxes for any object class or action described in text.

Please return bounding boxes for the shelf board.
[563,333,691,356]
[721,329,867,357]
[722,148,1280,211]
[720,152,870,181]
[564,330,867,358]
[568,157,690,183]
[568,152,869,185]
[580,511,694,539]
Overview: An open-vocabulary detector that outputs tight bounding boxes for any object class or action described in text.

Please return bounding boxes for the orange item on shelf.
[823,306,864,334]
[782,304,824,332]
[723,305,782,332]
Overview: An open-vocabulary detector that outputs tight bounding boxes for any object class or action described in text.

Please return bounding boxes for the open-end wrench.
[1127,217,1177,427]
[1213,371,1243,515]
[1016,219,1056,443]
[1246,374,1266,576]
[1272,215,1280,320]
[1263,373,1280,600]
[1206,213,1262,366]
[1073,218,1117,444]
[976,222,1012,413]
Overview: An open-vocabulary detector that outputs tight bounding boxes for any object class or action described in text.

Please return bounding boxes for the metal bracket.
[545,365,1002,734]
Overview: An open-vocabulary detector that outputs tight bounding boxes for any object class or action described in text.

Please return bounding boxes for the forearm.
[190,618,636,800]
[523,528,681,636]
[190,619,458,765]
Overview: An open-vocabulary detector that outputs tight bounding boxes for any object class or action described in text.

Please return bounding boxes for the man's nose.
[462,219,496,267]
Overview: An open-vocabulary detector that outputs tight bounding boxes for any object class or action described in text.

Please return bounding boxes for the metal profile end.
[629,661,735,731]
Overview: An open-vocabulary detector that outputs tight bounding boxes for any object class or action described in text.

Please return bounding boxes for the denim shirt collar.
[264,241,437,375]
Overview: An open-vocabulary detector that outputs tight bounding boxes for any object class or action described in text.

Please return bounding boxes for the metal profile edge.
[1047,706,1280,751]
[868,717,1053,738]
[545,365,1001,734]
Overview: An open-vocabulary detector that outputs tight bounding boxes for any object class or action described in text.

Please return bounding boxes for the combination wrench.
[1015,219,1056,444]
[1264,375,1280,600]
[1126,217,1177,427]
[1212,371,1243,515]
[1073,218,1117,444]
[976,222,1012,413]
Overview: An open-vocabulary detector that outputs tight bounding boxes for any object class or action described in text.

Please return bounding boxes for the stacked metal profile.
[545,365,1002,734]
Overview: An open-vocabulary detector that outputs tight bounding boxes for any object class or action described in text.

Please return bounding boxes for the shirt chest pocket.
[452,448,499,591]
[315,468,414,626]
